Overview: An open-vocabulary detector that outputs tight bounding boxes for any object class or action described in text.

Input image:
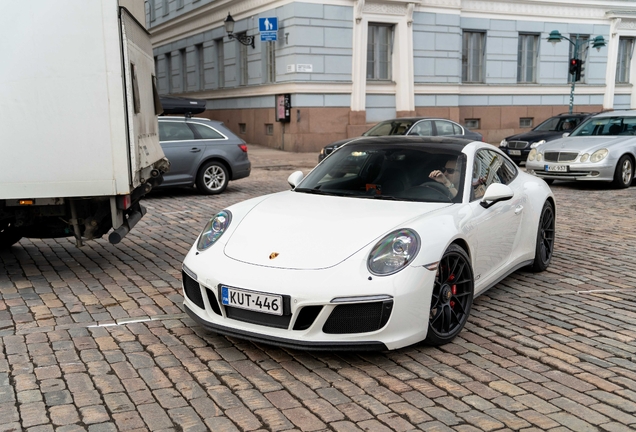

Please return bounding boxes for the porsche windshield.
[296,143,466,203]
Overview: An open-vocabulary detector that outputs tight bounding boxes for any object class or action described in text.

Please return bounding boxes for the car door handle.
[515,205,523,215]
[190,148,201,152]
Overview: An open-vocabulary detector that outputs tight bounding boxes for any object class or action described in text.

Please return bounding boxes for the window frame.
[238,33,249,86]
[265,41,276,84]
[462,31,486,83]
[517,33,539,83]
[616,37,634,84]
[367,23,393,81]
[216,39,225,89]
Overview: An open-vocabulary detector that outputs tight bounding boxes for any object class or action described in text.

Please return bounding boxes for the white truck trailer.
[0,1,169,248]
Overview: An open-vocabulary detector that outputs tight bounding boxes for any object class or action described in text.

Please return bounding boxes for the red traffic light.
[569,58,578,75]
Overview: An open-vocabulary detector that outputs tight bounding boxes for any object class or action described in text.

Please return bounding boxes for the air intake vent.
[323,301,393,334]
[182,271,204,309]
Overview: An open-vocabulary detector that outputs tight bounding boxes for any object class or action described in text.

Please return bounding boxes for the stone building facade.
[147,0,636,151]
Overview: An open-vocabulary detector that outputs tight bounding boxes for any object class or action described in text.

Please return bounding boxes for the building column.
[603,18,620,110]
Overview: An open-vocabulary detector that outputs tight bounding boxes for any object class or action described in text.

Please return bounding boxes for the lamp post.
[547,30,607,114]
[224,12,255,48]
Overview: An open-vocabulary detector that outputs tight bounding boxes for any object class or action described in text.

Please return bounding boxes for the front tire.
[424,244,474,346]
[530,201,555,272]
[0,221,22,249]
[196,161,229,195]
[612,155,633,189]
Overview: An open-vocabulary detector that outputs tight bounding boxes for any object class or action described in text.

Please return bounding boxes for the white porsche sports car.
[182,136,556,351]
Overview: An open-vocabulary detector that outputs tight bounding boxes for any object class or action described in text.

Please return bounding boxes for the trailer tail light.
[238,144,248,153]
[117,195,132,210]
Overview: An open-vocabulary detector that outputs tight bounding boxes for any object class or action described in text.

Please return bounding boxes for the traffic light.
[576,59,584,82]
[569,58,579,76]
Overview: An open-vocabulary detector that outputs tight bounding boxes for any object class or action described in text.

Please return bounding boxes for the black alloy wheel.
[530,201,555,272]
[425,244,474,346]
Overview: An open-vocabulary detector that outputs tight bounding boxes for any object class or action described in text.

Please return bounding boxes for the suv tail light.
[238,144,248,153]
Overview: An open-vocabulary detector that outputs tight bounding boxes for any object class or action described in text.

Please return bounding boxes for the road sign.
[259,17,278,42]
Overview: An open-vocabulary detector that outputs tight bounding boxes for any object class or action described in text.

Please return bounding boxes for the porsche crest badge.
[269,252,279,259]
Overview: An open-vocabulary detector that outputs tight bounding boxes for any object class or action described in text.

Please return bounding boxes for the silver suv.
[157,117,251,194]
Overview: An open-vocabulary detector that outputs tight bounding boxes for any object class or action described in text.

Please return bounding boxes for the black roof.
[159,96,207,115]
[342,135,473,150]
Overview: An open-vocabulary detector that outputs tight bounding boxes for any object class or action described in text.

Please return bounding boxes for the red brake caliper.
[449,274,457,308]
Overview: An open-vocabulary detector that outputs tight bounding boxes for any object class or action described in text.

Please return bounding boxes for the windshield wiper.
[294,188,349,197]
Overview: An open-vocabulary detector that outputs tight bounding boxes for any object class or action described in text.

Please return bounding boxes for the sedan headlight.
[530,140,546,149]
[528,149,537,161]
[197,210,232,251]
[499,139,508,148]
[537,152,543,162]
[367,229,420,276]
[590,148,609,163]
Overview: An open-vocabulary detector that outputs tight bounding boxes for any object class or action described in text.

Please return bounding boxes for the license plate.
[221,286,283,315]
[509,150,521,156]
[545,164,568,172]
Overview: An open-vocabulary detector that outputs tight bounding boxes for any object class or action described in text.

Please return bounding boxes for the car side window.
[408,121,433,136]
[471,150,516,201]
[452,123,462,135]
[434,120,455,136]
[189,123,226,140]
[158,122,195,141]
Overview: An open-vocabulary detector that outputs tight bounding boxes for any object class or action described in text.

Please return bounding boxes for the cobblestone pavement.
[1,145,636,432]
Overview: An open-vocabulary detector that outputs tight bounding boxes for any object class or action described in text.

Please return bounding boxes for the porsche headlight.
[590,148,609,163]
[499,139,508,148]
[580,153,589,163]
[528,149,537,161]
[197,210,232,251]
[367,229,420,276]
[530,140,546,149]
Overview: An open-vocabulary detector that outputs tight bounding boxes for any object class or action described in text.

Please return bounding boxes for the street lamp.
[224,12,255,49]
[547,30,607,114]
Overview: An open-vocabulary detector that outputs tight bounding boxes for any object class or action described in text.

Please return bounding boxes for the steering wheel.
[418,181,455,201]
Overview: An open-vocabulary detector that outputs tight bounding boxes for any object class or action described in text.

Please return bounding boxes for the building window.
[162,0,169,16]
[180,48,187,91]
[239,123,246,134]
[465,119,480,129]
[238,33,248,86]
[616,37,634,84]
[266,42,276,84]
[265,124,274,135]
[517,34,539,83]
[569,35,589,83]
[148,0,156,22]
[165,52,172,93]
[177,0,184,9]
[367,24,392,81]
[462,31,485,83]
[520,118,533,128]
[196,44,205,91]
[216,39,224,89]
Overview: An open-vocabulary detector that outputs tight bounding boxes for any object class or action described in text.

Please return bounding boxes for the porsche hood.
[223,192,449,270]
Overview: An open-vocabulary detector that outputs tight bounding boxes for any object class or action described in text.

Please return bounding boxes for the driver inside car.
[429,158,460,198]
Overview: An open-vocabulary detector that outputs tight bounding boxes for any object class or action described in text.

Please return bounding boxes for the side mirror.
[287,171,304,189]
[562,132,570,138]
[480,183,514,209]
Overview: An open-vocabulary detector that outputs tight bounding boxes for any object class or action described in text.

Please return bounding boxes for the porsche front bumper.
[181,247,437,351]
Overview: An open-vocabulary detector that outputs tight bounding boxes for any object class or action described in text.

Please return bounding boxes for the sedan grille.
[508,140,529,149]
[544,151,578,162]
[323,301,393,334]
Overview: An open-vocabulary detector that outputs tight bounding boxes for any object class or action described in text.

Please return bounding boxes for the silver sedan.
[526,110,636,188]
